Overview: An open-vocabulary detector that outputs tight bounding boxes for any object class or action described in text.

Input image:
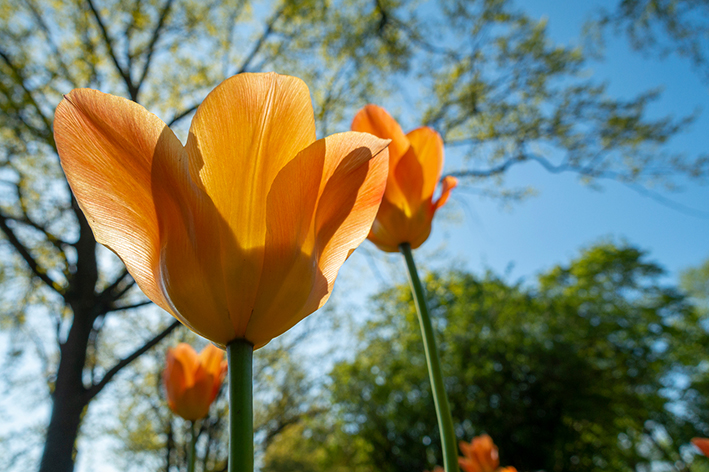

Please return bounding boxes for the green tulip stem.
[188,421,197,472]
[400,243,459,472]
[227,339,254,472]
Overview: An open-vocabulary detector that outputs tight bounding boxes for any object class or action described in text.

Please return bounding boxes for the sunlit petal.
[434,176,458,210]
[245,132,389,345]
[185,72,316,337]
[54,89,180,312]
[406,127,444,200]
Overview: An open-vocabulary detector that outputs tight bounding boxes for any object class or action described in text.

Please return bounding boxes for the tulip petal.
[392,147,425,214]
[245,132,389,345]
[434,175,458,210]
[176,371,214,421]
[197,343,226,377]
[185,72,316,337]
[164,347,189,409]
[169,344,199,387]
[406,127,444,200]
[351,105,409,164]
[351,105,411,209]
[54,89,183,313]
[152,133,236,344]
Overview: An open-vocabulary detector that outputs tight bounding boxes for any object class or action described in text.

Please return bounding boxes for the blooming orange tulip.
[54,73,390,348]
[693,438,709,456]
[163,343,227,421]
[351,105,457,252]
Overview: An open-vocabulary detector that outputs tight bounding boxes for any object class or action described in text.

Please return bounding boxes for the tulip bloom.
[693,438,709,456]
[351,105,457,252]
[54,73,390,348]
[458,435,516,472]
[163,343,227,421]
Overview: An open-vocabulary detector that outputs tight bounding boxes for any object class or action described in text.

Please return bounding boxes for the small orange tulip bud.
[352,104,458,252]
[693,438,709,457]
[163,343,227,421]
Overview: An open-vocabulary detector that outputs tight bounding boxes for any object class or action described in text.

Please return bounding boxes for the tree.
[0,1,707,471]
[587,0,709,82]
[263,243,709,472]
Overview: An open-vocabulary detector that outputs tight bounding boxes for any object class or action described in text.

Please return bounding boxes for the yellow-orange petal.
[151,128,235,345]
[351,104,409,164]
[434,175,458,210]
[406,127,444,200]
[174,370,214,421]
[352,105,411,211]
[164,348,187,410]
[54,89,182,314]
[244,132,390,345]
[197,344,225,378]
[392,146,425,214]
[185,72,316,338]
[693,438,709,456]
[168,344,200,387]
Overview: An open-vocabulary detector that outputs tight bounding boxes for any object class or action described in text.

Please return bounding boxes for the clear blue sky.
[411,0,709,285]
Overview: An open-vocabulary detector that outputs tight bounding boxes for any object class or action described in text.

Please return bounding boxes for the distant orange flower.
[351,105,457,252]
[163,343,227,421]
[693,438,709,456]
[426,435,517,472]
[458,434,517,472]
[54,73,390,348]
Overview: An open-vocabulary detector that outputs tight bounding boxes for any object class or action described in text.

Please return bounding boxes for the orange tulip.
[163,343,227,421]
[351,105,457,252]
[54,73,390,348]
[693,438,709,456]
[458,435,501,472]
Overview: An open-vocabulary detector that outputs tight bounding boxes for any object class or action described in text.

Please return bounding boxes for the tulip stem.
[227,339,254,472]
[188,421,197,472]
[399,243,459,472]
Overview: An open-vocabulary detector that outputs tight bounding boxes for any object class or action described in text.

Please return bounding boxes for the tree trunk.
[38,313,92,472]
[39,206,98,472]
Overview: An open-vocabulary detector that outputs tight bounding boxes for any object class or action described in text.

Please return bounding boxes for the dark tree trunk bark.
[38,314,92,472]
[38,206,98,472]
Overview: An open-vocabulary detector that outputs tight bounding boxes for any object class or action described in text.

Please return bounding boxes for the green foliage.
[263,243,708,472]
[588,0,709,81]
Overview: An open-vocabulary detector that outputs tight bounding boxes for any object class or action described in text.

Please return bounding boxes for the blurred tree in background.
[1,0,708,471]
[262,243,709,472]
[588,0,709,81]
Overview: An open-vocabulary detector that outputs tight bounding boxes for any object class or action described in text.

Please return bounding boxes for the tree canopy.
[263,243,709,472]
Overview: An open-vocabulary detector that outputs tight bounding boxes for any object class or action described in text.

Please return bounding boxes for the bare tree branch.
[0,48,53,138]
[86,320,181,400]
[135,0,176,98]
[167,2,286,126]
[85,0,138,99]
[106,300,153,312]
[0,210,64,295]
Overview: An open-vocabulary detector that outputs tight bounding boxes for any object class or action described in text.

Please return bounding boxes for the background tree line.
[0,0,708,471]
